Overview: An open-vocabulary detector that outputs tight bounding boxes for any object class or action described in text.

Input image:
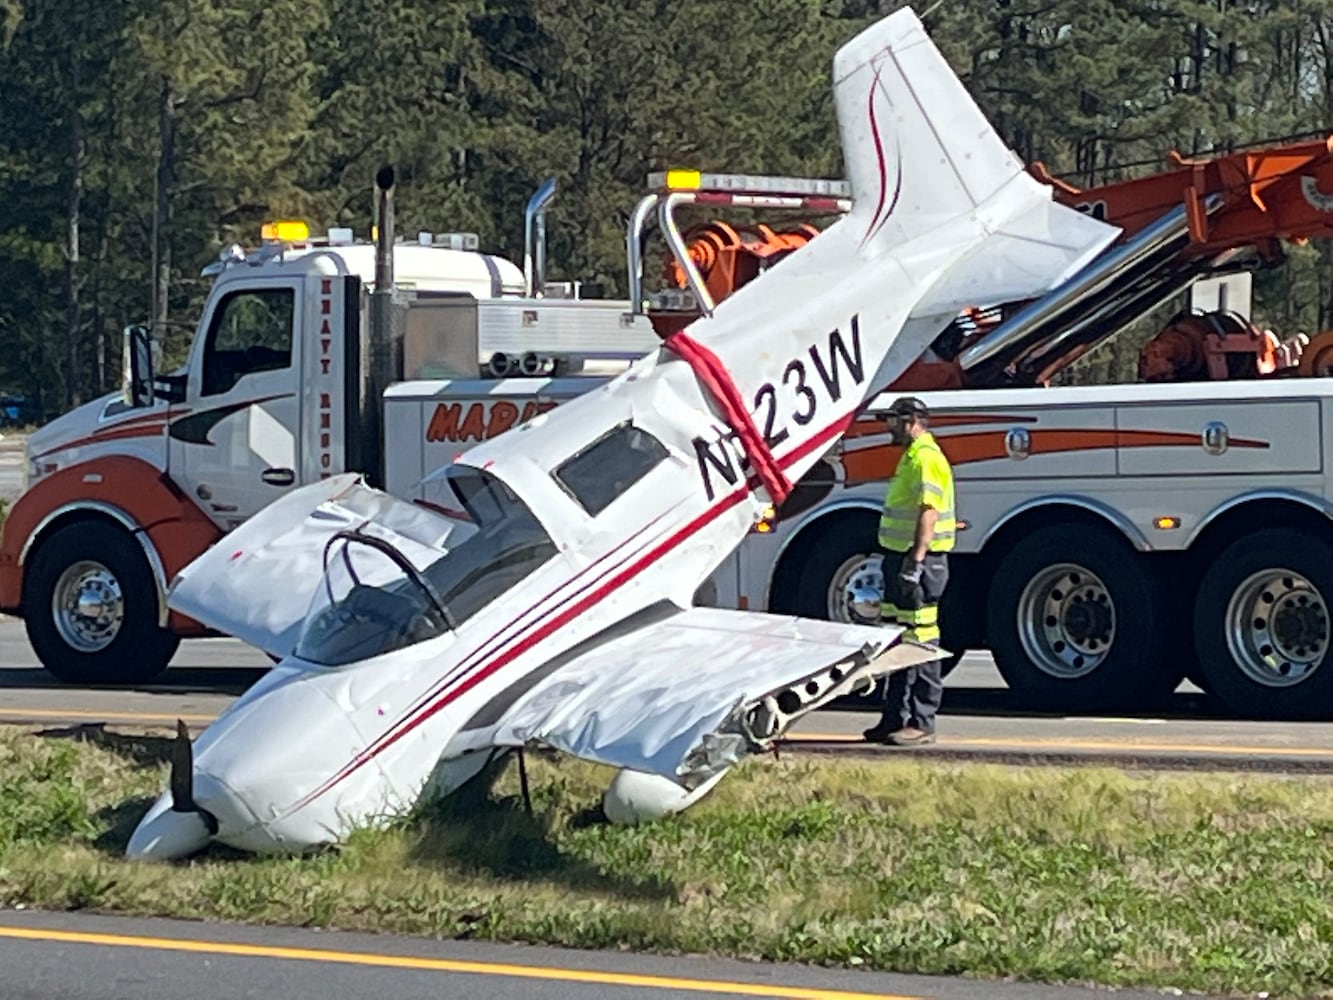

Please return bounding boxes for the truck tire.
[1193,529,1333,719]
[22,521,180,685]
[774,512,965,676]
[986,522,1181,711]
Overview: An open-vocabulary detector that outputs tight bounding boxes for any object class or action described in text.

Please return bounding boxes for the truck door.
[169,279,303,530]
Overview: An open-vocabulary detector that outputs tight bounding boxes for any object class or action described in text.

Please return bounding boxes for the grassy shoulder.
[1,725,1330,998]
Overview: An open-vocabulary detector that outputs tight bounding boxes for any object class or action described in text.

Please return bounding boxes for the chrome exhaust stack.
[523,178,557,298]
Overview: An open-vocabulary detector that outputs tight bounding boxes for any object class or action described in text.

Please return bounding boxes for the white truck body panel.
[732,380,1333,615]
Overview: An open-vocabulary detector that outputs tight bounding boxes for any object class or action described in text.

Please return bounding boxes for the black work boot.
[862,720,897,743]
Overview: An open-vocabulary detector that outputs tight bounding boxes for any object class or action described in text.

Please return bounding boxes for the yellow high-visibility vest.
[877,431,956,554]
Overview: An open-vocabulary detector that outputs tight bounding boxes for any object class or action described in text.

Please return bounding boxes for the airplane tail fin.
[833,7,1119,305]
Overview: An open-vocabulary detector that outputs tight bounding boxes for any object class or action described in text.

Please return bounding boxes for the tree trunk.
[93,223,109,393]
[63,50,83,410]
[153,78,175,342]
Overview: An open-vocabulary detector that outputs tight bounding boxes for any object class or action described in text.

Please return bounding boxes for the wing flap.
[485,607,942,787]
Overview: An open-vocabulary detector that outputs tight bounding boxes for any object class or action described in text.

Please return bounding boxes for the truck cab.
[1,212,662,684]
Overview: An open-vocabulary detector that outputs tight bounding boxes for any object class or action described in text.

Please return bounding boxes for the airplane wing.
[462,605,942,789]
[168,476,466,658]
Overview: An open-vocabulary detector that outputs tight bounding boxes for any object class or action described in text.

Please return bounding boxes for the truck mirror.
[122,324,156,408]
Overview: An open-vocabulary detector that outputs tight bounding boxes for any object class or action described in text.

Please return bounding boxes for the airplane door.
[169,281,303,531]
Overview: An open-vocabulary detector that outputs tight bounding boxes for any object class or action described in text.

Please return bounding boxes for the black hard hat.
[886,396,929,419]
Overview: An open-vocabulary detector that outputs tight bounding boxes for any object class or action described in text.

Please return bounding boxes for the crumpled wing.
[483,606,942,788]
[167,475,463,658]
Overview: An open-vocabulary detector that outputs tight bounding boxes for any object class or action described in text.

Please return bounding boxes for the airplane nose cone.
[182,670,394,853]
[125,793,213,861]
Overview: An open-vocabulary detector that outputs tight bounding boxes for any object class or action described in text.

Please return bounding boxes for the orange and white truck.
[720,137,1333,721]
[1,174,666,685]
[13,142,1333,723]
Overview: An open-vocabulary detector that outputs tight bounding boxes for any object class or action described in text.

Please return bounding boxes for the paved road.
[7,428,1333,769]
[0,910,1208,1000]
[5,619,1333,770]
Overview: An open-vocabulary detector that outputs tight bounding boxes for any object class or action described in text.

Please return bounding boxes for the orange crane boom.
[646,135,1333,387]
[1035,136,1333,259]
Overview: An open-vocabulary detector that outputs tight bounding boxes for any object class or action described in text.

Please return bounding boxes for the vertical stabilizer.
[831,6,1119,303]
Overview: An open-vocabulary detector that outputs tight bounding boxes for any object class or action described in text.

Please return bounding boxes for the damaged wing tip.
[742,651,880,743]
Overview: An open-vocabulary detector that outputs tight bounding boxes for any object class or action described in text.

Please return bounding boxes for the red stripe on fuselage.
[288,408,860,814]
[285,507,682,808]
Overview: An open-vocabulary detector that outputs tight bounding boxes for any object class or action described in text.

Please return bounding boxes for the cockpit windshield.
[294,466,557,667]
[294,533,454,667]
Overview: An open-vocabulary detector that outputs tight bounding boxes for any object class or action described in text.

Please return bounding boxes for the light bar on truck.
[651,169,851,198]
[261,219,310,242]
[649,170,852,212]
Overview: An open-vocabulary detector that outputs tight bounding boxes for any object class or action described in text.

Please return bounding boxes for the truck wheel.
[775,513,964,676]
[987,522,1181,711]
[23,521,180,685]
[1193,529,1333,719]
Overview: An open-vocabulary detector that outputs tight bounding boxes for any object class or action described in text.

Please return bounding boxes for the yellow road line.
[0,926,922,999]
[0,708,215,724]
[789,733,1333,758]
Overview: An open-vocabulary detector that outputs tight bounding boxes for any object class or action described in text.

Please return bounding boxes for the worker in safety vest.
[864,396,956,747]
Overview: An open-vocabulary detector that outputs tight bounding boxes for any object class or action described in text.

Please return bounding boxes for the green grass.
[2,725,1332,997]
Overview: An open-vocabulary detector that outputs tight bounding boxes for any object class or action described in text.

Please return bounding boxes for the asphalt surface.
[0,910,1214,1000]
[4,620,1333,771]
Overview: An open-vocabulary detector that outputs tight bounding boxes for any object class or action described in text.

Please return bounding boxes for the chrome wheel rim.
[1016,562,1115,679]
[1225,568,1328,688]
[52,560,124,653]
[827,553,884,625]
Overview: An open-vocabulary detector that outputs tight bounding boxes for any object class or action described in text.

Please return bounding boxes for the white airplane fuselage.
[129,304,890,857]
[127,5,1122,861]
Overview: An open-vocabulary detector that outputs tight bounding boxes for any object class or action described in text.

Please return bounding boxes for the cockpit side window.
[201,287,294,396]
[421,467,558,625]
[552,422,669,516]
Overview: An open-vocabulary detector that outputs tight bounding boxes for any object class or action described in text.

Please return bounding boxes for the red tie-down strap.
[663,330,793,506]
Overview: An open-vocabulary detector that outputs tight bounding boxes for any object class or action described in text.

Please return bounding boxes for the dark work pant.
[879,551,949,733]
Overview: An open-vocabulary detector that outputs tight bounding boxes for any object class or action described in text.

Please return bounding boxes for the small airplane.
[127,6,1119,861]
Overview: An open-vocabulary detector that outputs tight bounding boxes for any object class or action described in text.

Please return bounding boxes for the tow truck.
[721,136,1333,720]
[1,172,663,683]
[0,168,836,686]
[16,138,1333,721]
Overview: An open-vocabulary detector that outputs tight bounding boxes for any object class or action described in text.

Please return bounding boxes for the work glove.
[899,559,924,586]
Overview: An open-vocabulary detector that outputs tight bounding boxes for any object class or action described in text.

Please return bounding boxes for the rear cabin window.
[553,422,669,516]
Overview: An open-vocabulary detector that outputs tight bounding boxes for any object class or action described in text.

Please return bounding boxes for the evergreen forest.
[2,0,1332,417]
